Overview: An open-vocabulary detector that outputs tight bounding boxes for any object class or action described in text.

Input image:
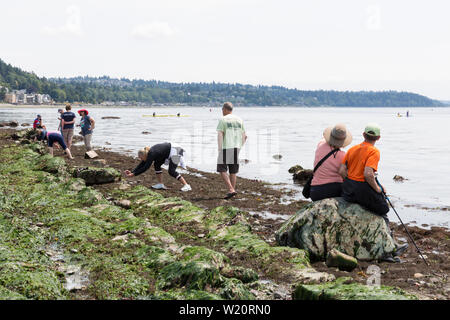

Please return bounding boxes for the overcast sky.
[1,0,450,100]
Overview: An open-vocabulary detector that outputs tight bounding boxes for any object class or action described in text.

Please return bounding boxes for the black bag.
[302,148,338,198]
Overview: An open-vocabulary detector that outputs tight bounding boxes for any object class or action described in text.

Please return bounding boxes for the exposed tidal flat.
[0,130,436,300]
[1,105,449,229]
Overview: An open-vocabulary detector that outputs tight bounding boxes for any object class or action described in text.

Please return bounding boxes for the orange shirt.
[342,141,380,182]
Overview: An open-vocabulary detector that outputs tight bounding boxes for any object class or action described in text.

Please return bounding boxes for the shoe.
[393,243,409,257]
[181,184,192,192]
[379,254,401,263]
[224,191,237,199]
[152,183,167,190]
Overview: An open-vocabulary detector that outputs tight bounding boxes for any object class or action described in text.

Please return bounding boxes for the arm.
[338,164,348,179]
[90,117,95,130]
[217,131,224,150]
[242,131,247,146]
[364,167,383,193]
[132,153,154,177]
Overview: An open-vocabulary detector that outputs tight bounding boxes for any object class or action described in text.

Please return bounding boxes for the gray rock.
[72,167,121,185]
[276,198,396,261]
[115,199,131,209]
[326,248,358,271]
[21,123,31,127]
[8,121,19,127]
[288,165,304,173]
[292,169,313,185]
[92,159,107,167]
[273,154,283,160]
[101,116,120,119]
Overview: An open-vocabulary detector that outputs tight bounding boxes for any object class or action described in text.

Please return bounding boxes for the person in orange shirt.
[338,123,408,261]
[338,123,388,219]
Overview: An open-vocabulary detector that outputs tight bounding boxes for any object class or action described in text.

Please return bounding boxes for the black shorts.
[217,148,240,174]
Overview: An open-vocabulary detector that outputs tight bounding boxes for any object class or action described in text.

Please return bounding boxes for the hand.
[124,170,134,177]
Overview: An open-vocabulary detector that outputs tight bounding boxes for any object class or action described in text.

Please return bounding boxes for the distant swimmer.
[406,110,410,117]
[177,113,180,117]
[124,142,192,192]
[153,112,156,117]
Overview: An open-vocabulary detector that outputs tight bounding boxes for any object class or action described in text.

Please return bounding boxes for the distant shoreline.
[1,103,448,109]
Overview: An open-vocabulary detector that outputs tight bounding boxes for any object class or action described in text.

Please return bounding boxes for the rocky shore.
[0,127,448,300]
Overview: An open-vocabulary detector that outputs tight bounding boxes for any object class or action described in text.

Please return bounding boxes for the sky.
[1,0,450,100]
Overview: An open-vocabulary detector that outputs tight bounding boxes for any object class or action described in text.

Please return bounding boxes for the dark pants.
[310,182,342,202]
[342,178,390,226]
[47,133,67,150]
[217,148,240,174]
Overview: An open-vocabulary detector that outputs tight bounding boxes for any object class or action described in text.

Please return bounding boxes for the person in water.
[124,142,192,192]
[36,129,74,159]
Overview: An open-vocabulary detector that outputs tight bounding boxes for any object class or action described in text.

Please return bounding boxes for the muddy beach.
[0,128,449,300]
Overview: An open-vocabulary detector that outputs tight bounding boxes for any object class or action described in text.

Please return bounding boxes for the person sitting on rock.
[310,124,352,201]
[338,123,408,260]
[35,129,74,159]
[124,142,192,192]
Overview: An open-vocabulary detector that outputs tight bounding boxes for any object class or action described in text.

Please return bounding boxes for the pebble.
[197,234,205,238]
[414,273,424,279]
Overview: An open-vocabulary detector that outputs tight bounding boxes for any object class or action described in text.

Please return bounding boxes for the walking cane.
[375,177,430,267]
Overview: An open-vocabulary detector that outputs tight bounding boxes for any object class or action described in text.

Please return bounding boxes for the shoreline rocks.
[276,197,396,261]
[289,164,313,185]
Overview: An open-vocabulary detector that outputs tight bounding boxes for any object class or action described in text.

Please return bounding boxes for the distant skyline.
[1,0,450,100]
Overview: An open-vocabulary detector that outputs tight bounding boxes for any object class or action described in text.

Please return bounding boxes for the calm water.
[1,106,449,228]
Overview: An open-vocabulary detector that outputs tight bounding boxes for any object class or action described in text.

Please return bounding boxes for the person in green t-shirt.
[216,102,247,199]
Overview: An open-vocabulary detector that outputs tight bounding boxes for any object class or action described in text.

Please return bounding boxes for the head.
[78,109,88,117]
[363,123,381,143]
[137,146,151,161]
[323,124,352,148]
[58,108,63,114]
[37,114,41,119]
[222,102,233,116]
[65,104,71,111]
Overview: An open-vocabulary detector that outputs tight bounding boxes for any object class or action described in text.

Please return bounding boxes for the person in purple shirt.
[36,129,74,159]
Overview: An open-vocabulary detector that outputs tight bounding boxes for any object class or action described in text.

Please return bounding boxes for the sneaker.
[152,183,167,190]
[379,254,401,263]
[181,184,192,192]
[393,243,409,257]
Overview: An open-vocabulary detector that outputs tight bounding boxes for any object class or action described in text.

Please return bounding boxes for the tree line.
[0,59,443,107]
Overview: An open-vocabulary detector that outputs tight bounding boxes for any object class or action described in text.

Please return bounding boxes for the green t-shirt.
[217,114,245,149]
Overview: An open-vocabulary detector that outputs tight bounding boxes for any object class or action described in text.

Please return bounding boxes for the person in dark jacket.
[124,142,192,192]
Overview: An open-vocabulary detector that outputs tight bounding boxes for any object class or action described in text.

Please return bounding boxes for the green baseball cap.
[364,123,381,137]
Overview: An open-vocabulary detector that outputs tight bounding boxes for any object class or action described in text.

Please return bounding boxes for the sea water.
[1,106,449,228]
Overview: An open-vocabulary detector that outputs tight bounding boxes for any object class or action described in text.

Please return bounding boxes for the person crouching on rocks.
[310,124,352,201]
[124,142,192,192]
[36,129,74,159]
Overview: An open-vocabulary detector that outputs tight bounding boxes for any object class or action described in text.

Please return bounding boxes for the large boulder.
[276,198,395,261]
[72,167,121,185]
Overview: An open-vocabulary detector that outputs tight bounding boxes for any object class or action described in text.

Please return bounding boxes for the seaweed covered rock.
[293,277,417,300]
[288,165,313,185]
[276,198,396,261]
[34,154,67,174]
[72,167,121,185]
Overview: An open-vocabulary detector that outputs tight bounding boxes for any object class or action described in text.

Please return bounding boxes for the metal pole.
[375,177,430,267]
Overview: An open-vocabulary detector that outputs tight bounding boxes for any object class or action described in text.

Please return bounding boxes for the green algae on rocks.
[0,136,418,300]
